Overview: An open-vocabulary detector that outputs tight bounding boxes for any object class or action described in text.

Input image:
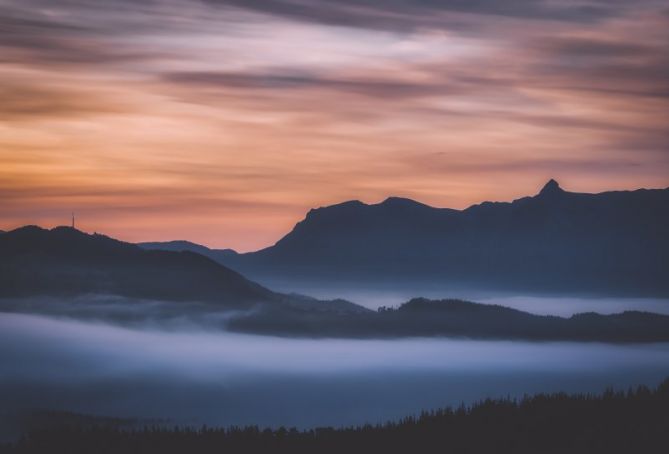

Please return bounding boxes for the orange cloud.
[0,0,667,250]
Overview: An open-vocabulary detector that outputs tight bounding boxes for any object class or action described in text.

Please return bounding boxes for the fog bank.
[2,312,669,438]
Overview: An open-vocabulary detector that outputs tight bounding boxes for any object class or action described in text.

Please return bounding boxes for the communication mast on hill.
[71,212,75,229]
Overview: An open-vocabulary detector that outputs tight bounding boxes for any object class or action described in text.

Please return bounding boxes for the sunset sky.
[1,0,667,251]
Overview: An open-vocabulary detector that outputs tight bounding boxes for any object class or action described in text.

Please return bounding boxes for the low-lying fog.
[2,308,669,438]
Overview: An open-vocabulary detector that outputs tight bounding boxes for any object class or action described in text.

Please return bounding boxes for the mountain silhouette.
[189,181,669,297]
[0,226,274,308]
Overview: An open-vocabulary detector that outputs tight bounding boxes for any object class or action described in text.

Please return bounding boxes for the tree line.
[2,378,668,454]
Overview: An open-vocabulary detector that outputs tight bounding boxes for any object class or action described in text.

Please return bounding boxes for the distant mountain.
[138,240,238,263]
[208,180,669,297]
[229,297,669,342]
[0,226,272,308]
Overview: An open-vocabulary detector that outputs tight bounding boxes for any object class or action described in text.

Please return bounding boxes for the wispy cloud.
[0,0,667,249]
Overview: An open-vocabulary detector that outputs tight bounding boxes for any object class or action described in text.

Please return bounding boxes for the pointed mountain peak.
[538,179,563,196]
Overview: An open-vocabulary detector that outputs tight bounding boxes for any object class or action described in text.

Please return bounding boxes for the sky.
[1,0,668,251]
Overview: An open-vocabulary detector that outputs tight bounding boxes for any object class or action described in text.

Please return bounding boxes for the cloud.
[537,36,657,58]
[0,0,667,249]
[0,78,128,120]
[162,70,464,99]
[206,0,625,31]
[0,7,175,67]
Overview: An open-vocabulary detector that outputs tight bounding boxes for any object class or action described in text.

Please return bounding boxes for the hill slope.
[0,226,273,308]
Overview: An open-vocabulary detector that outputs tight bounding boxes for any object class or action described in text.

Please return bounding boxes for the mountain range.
[142,180,669,297]
[2,224,669,341]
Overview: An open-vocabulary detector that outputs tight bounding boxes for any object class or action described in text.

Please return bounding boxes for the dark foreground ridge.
[3,378,668,454]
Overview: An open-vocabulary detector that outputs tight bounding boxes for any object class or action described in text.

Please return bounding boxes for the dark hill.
[0,226,273,308]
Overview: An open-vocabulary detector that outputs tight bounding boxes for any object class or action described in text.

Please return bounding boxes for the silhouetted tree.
[3,378,668,454]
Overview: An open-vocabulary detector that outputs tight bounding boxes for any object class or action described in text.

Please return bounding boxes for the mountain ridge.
[0,225,273,307]
[176,181,669,297]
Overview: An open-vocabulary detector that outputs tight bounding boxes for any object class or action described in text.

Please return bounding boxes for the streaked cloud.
[0,0,667,250]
